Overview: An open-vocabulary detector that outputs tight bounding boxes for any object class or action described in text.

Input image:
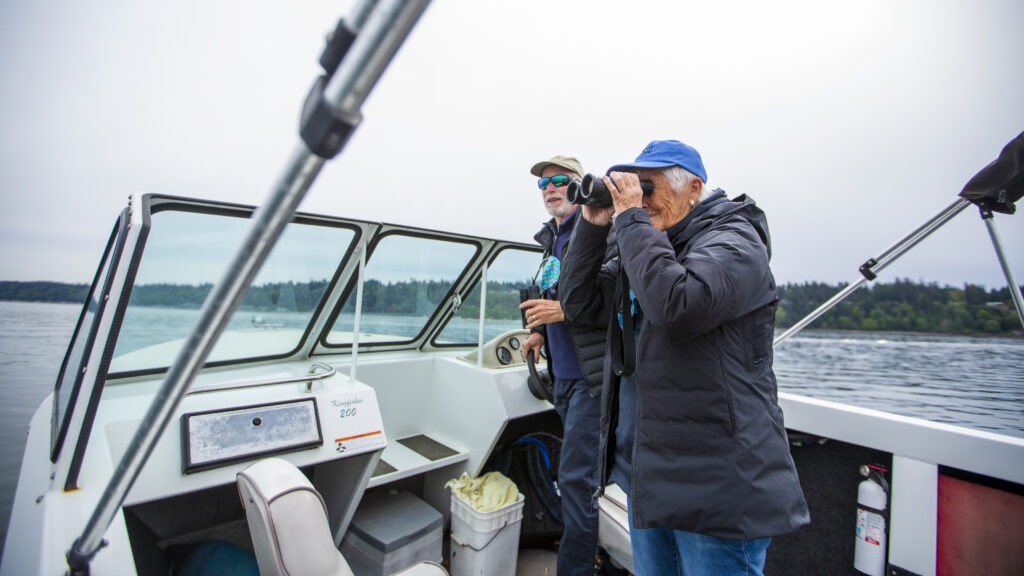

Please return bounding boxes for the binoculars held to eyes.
[566,173,655,207]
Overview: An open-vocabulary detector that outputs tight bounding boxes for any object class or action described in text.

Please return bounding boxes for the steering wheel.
[526,350,554,403]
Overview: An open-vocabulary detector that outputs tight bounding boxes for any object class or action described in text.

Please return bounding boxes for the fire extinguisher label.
[856,508,885,546]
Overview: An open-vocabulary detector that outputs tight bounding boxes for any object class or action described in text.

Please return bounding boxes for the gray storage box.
[340,490,444,576]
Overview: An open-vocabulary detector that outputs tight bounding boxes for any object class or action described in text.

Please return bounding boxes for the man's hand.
[519,298,564,330]
[520,330,545,362]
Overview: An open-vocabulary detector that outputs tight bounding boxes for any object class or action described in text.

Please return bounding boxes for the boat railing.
[184,361,337,395]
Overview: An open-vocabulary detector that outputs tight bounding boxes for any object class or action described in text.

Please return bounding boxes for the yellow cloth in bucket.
[445,471,519,512]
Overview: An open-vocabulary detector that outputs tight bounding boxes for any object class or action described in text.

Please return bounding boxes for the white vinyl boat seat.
[597,482,634,574]
[237,457,447,576]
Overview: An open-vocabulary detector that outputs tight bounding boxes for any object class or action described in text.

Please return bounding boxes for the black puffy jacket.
[560,191,810,539]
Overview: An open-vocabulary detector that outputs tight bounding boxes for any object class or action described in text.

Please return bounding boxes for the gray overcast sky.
[1,0,1022,289]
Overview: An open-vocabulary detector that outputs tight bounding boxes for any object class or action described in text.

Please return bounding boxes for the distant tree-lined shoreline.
[1,279,1020,336]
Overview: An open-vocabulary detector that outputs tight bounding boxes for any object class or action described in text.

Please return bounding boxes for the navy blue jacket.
[560,192,810,539]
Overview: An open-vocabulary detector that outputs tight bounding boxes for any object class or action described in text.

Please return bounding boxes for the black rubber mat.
[397,434,458,461]
[372,458,397,477]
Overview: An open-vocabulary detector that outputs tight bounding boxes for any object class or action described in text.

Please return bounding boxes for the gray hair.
[663,166,712,202]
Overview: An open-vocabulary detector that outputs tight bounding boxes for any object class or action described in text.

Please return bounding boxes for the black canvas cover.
[959,130,1024,214]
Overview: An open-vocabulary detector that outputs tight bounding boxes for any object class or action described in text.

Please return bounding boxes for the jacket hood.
[665,190,772,260]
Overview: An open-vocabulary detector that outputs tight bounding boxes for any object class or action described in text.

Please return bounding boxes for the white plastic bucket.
[449,493,525,576]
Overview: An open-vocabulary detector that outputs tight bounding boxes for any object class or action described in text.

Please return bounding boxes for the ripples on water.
[0,301,1022,558]
[773,331,1024,436]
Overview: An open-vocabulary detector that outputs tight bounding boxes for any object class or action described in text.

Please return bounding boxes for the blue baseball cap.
[607,139,707,183]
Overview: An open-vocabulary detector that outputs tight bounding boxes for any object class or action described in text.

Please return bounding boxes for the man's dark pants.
[553,376,603,576]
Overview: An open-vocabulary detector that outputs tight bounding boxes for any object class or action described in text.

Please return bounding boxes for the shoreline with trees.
[1,279,1021,336]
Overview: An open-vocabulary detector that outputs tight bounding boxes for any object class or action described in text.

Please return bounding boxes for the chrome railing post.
[981,211,1024,330]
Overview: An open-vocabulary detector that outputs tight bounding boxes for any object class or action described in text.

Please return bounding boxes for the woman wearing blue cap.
[560,140,809,576]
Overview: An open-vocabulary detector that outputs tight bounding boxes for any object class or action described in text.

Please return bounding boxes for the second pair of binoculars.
[566,173,655,207]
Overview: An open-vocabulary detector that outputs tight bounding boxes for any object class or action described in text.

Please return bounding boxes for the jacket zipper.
[629,315,642,520]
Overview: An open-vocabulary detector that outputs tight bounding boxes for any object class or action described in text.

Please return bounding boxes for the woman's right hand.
[581,203,615,226]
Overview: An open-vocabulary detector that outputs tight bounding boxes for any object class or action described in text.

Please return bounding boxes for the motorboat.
[2,1,1022,575]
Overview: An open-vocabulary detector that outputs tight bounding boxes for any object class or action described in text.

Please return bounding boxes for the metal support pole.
[351,243,366,382]
[980,210,1024,330]
[773,278,871,348]
[68,146,327,574]
[477,263,488,367]
[67,0,432,572]
[774,198,972,347]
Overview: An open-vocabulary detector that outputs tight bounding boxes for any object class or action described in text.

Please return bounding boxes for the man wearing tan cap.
[520,155,608,576]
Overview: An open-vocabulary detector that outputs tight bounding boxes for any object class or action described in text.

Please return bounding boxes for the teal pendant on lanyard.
[538,256,561,292]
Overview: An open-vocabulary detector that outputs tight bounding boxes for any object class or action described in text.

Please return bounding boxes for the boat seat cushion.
[237,458,355,576]
[237,457,449,576]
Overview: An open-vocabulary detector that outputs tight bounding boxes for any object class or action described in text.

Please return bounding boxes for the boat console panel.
[456,328,546,369]
[181,398,323,473]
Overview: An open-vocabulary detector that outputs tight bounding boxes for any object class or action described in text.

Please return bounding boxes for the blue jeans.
[629,498,771,576]
[553,377,602,576]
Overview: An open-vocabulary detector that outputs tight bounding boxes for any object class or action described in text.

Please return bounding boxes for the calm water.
[1,300,1022,560]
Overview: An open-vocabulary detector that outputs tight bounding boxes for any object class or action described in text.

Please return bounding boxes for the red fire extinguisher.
[854,464,889,576]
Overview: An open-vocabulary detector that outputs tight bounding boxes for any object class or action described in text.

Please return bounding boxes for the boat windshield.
[106,200,545,377]
[434,246,542,344]
[322,236,542,347]
[109,207,357,375]
[324,232,479,346]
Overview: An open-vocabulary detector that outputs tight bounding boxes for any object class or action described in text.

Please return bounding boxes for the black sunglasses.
[538,174,573,189]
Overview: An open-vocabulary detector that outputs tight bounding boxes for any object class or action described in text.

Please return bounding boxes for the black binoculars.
[519,284,541,328]
[566,173,655,207]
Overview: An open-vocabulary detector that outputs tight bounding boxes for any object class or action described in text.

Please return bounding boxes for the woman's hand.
[606,171,644,216]
[581,203,615,226]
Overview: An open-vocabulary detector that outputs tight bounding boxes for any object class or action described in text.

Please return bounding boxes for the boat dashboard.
[84,327,546,528]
